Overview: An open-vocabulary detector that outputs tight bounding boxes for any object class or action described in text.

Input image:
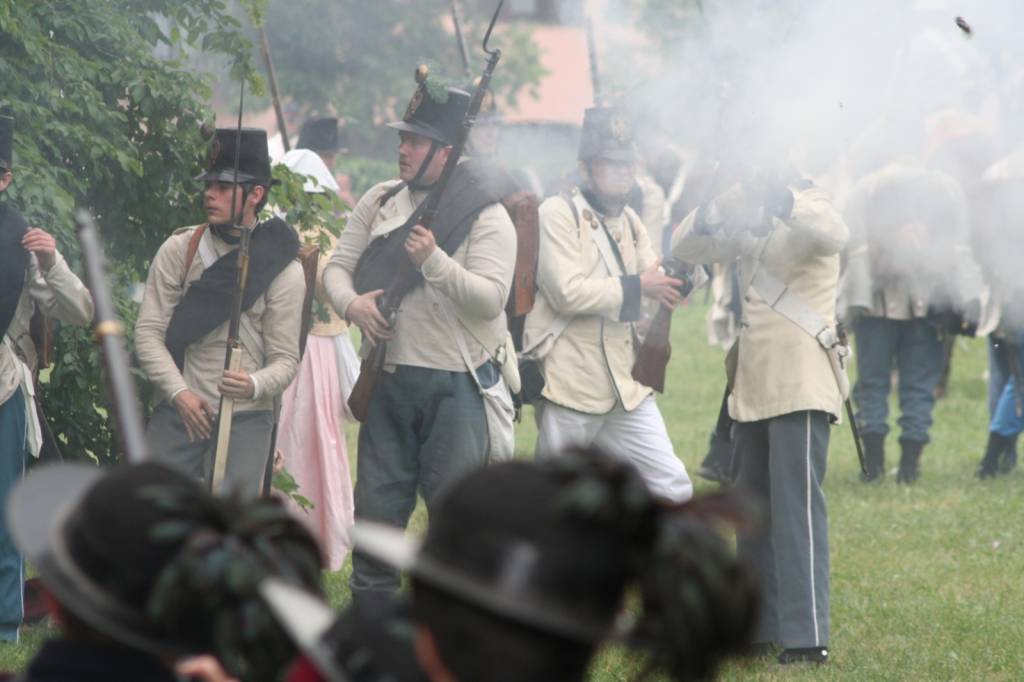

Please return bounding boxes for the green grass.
[6,301,1024,680]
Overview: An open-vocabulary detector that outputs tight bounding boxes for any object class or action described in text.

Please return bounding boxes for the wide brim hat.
[350,461,630,644]
[195,127,277,186]
[278,148,340,194]
[7,463,193,656]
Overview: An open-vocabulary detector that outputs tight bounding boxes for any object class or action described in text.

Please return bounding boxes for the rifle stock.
[211,345,242,492]
[631,261,697,393]
[631,305,673,393]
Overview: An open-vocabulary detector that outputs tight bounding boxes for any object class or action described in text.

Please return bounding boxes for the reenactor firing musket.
[347,0,507,422]
[73,210,148,463]
[210,80,250,492]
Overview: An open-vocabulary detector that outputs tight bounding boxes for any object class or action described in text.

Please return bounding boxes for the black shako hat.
[387,66,471,146]
[578,106,637,163]
[297,117,343,153]
[351,460,632,643]
[7,462,215,655]
[0,107,13,170]
[196,127,275,185]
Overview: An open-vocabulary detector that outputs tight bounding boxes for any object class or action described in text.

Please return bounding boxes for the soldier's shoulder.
[358,179,404,207]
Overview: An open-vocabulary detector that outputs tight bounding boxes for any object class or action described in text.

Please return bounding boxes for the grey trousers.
[733,410,831,649]
[145,402,274,497]
[349,364,493,601]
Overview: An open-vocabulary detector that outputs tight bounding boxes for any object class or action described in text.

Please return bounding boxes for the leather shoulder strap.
[181,224,208,287]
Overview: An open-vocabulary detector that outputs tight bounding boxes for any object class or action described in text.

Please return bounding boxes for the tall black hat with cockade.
[0,107,14,170]
[578,106,637,163]
[297,117,342,153]
[196,127,275,185]
[387,65,471,146]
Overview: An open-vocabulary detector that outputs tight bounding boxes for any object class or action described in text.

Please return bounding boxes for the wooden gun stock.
[347,345,385,423]
[504,191,539,317]
[631,262,699,393]
[211,344,242,493]
[631,304,673,393]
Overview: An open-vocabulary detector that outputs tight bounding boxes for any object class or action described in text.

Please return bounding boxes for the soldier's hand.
[22,228,57,272]
[173,390,214,442]
[404,225,436,266]
[176,655,240,682]
[219,370,255,400]
[347,289,393,343]
[640,263,684,308]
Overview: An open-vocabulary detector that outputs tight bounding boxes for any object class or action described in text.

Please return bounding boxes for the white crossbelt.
[750,268,850,399]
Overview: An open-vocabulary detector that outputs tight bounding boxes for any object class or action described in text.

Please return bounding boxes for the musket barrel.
[73,210,148,463]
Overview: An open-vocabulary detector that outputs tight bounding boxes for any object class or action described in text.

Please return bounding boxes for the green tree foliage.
[256,0,547,158]
[0,0,343,463]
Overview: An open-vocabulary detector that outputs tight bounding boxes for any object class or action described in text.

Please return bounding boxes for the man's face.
[398,131,450,185]
[203,181,264,225]
[0,170,12,193]
[590,158,637,199]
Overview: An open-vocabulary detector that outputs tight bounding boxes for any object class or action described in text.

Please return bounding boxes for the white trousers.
[534,396,694,502]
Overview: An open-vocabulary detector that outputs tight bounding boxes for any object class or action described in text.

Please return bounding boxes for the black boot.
[897,439,925,485]
[977,432,1014,479]
[998,435,1019,474]
[860,433,886,482]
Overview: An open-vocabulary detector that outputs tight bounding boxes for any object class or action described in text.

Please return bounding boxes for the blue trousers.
[853,316,944,444]
[349,364,494,600]
[0,388,26,642]
[990,334,1024,437]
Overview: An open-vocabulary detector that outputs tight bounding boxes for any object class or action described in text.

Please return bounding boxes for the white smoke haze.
[574,0,1024,312]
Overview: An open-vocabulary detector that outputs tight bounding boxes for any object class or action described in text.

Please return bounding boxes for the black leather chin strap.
[407,139,441,192]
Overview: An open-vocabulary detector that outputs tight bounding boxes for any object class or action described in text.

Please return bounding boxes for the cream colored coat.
[135,225,306,412]
[523,190,657,415]
[323,180,516,372]
[673,185,849,422]
[0,252,94,406]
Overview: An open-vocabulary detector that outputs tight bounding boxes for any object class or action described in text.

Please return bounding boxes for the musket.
[631,260,700,393]
[585,17,602,106]
[836,324,868,476]
[451,0,472,78]
[257,23,290,153]
[73,210,148,463]
[348,0,506,422]
[209,78,250,494]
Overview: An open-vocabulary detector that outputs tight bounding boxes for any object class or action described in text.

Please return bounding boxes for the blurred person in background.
[275,148,359,570]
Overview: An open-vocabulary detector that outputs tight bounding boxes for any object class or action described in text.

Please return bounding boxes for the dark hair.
[413,584,592,682]
[411,449,759,682]
[144,493,324,681]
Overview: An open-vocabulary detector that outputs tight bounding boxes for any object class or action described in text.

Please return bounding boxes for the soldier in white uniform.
[135,128,306,495]
[0,107,94,640]
[673,165,848,664]
[523,107,692,503]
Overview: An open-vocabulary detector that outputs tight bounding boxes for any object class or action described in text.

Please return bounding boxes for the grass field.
[5,301,1023,680]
